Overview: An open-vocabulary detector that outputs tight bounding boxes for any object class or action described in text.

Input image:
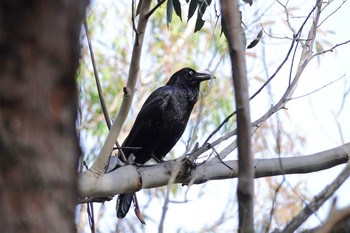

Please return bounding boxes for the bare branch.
[316,201,350,233]
[310,39,350,59]
[291,75,345,100]
[318,0,348,28]
[83,17,127,175]
[83,18,112,128]
[207,0,326,160]
[220,0,254,231]
[205,3,319,144]
[264,179,285,233]
[204,110,236,144]
[79,142,350,204]
[158,159,186,233]
[337,79,350,116]
[276,0,297,36]
[131,0,138,35]
[86,0,152,177]
[281,161,350,233]
[84,17,115,233]
[145,0,166,19]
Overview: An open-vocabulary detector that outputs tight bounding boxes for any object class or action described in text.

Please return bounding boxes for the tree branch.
[281,161,350,233]
[310,39,350,59]
[202,0,327,165]
[205,1,320,145]
[316,203,350,233]
[83,18,112,128]
[86,0,152,177]
[79,142,350,200]
[220,0,253,231]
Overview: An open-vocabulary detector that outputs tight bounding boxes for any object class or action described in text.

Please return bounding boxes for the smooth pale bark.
[79,143,350,198]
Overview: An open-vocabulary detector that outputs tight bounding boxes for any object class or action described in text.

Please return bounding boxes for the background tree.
[0,1,88,233]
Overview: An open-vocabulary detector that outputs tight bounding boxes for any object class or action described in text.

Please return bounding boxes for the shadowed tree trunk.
[0,1,88,232]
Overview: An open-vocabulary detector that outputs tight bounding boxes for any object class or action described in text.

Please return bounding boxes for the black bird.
[116,67,211,219]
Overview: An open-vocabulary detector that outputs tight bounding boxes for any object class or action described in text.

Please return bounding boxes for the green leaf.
[194,13,205,32]
[194,0,212,32]
[167,0,173,25]
[188,0,198,22]
[247,29,263,49]
[173,0,182,21]
[243,0,253,6]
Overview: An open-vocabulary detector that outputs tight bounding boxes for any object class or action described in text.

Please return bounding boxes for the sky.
[79,0,350,232]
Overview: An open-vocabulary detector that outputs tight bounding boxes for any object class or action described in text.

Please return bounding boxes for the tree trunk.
[0,1,88,232]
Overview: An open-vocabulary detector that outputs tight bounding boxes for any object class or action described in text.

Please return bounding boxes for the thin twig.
[281,161,350,233]
[83,18,112,128]
[158,158,187,233]
[318,0,347,28]
[310,39,350,59]
[288,37,300,85]
[210,144,233,170]
[83,18,127,166]
[316,201,350,233]
[132,0,139,36]
[290,75,345,100]
[145,0,166,19]
[264,178,285,233]
[334,114,345,145]
[337,79,350,116]
[84,17,131,231]
[87,0,152,177]
[203,2,319,146]
[276,0,297,36]
[87,202,95,233]
[204,110,236,144]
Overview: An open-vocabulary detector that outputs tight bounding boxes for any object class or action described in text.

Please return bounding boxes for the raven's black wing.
[121,86,174,164]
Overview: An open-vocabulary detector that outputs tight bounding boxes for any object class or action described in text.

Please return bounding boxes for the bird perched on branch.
[116,67,212,219]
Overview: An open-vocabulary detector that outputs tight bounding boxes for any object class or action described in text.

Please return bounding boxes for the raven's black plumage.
[116,67,211,219]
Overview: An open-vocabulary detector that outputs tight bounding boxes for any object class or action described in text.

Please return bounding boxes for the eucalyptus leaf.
[194,0,212,32]
[173,0,182,21]
[188,0,199,22]
[247,29,263,49]
[167,0,173,25]
[194,12,205,32]
[243,0,253,6]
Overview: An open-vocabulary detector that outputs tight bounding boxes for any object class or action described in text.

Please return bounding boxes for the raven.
[116,67,211,219]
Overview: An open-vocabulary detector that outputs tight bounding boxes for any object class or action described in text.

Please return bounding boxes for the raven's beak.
[194,72,214,82]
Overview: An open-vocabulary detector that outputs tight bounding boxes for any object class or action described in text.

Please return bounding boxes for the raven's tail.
[116,193,134,218]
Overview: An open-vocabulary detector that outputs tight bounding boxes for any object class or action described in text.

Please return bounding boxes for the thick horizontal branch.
[78,143,350,199]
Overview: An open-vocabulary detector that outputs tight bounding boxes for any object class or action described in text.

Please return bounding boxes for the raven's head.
[166,67,212,88]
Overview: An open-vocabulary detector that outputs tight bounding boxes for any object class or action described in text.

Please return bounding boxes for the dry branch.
[79,143,350,200]
[86,0,152,177]
[281,161,350,233]
[316,203,350,233]
[220,0,254,231]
